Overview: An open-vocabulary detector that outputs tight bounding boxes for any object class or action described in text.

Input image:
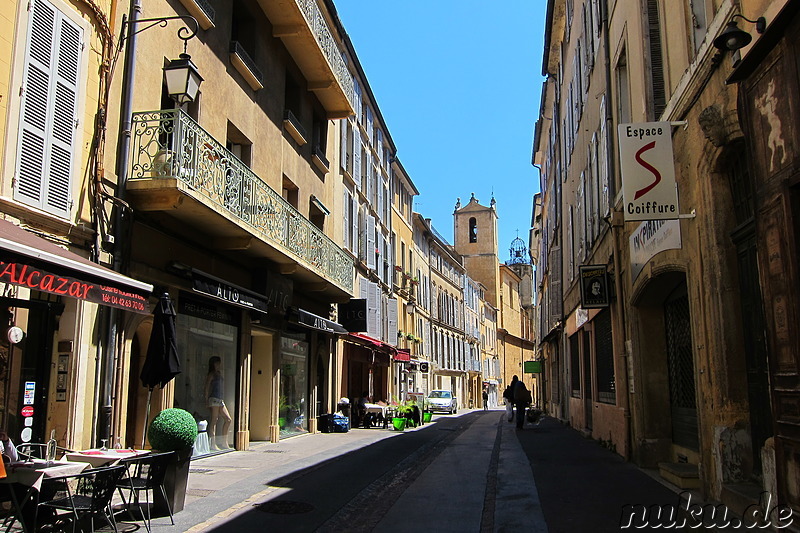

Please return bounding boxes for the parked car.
[426,390,457,414]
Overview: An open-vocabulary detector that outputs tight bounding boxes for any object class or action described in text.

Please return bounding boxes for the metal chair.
[116,451,175,532]
[16,443,74,462]
[36,465,125,533]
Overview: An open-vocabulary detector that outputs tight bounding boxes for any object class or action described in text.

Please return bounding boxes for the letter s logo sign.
[633,141,661,200]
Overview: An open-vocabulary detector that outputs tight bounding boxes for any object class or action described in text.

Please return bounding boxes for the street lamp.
[405,301,416,314]
[713,14,767,52]
[162,53,204,105]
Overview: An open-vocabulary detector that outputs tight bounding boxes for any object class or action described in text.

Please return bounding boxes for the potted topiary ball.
[148,408,198,515]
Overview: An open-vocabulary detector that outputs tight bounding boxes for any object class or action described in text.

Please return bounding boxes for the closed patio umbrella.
[140,292,181,447]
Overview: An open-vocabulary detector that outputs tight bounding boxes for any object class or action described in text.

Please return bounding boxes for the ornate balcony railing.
[294,0,354,108]
[129,109,353,293]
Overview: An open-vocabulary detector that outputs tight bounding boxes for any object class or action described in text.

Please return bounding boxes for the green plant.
[391,397,416,415]
[148,408,198,452]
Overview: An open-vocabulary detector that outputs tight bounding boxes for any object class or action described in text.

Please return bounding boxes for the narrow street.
[145,410,681,532]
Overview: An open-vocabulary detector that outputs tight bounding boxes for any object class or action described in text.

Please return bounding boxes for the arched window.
[469,217,478,243]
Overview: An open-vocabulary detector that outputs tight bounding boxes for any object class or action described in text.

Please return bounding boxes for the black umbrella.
[140,292,181,447]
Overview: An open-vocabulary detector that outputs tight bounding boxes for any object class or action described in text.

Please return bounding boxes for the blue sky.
[334,1,547,262]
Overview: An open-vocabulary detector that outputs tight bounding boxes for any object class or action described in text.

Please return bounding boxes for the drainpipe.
[97,0,142,447]
[600,0,632,461]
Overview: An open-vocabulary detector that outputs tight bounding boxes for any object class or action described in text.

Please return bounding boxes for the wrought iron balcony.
[259,0,354,118]
[127,109,354,295]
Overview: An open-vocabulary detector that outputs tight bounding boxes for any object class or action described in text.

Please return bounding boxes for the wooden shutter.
[351,196,358,255]
[365,151,373,206]
[377,174,384,222]
[599,95,610,217]
[367,281,378,337]
[366,107,373,144]
[366,215,376,270]
[359,277,368,300]
[343,190,350,250]
[16,0,81,219]
[353,128,362,189]
[647,0,666,118]
[340,119,348,173]
[377,231,385,283]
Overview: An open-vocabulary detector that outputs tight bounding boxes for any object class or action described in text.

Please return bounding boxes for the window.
[226,121,252,166]
[282,176,298,209]
[646,0,666,119]
[469,217,478,243]
[615,47,632,125]
[15,0,84,219]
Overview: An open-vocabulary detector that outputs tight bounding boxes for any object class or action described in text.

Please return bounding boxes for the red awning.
[347,333,397,356]
[0,219,152,313]
[394,348,410,362]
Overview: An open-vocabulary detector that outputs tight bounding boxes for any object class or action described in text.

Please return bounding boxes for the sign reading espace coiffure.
[618,122,680,221]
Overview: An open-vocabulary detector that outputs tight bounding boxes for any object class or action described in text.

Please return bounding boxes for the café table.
[364,403,389,428]
[1,459,92,532]
[62,448,150,468]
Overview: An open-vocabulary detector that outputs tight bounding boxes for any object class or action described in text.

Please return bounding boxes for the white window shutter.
[340,119,348,173]
[366,215,376,270]
[377,231,385,282]
[353,128,362,189]
[351,196,359,255]
[359,277,369,300]
[17,0,81,219]
[366,107,373,144]
[388,298,397,345]
[365,151,373,206]
[343,190,350,250]
[367,281,378,337]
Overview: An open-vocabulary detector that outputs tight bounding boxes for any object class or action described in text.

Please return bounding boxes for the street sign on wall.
[618,122,680,221]
[524,361,542,374]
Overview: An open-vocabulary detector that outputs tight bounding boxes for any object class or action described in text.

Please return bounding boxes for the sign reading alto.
[618,122,680,221]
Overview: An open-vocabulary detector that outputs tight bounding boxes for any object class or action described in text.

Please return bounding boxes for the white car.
[427,390,457,414]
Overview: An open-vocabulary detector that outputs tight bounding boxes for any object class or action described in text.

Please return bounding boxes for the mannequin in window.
[205,356,232,450]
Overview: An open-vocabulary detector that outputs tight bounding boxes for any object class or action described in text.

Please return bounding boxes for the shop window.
[174,296,239,454]
[279,333,309,438]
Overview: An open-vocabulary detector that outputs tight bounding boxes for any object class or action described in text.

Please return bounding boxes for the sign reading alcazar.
[618,122,680,221]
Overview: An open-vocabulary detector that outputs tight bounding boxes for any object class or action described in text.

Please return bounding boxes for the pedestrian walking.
[512,376,532,430]
[482,387,489,410]
[503,377,517,422]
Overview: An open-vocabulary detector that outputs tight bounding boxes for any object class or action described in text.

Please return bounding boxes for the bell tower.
[453,193,500,307]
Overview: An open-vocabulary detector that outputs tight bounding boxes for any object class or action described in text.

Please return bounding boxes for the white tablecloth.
[63,449,150,468]
[2,460,92,491]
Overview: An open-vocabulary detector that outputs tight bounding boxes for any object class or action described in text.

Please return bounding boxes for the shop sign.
[23,381,35,405]
[20,405,34,417]
[629,219,682,282]
[192,271,270,313]
[618,122,680,221]
[579,265,610,309]
[0,260,149,313]
[524,361,542,374]
[294,308,347,334]
[339,299,367,332]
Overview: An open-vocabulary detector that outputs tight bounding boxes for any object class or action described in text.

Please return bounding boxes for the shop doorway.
[0,296,61,446]
[250,332,273,441]
[664,283,698,451]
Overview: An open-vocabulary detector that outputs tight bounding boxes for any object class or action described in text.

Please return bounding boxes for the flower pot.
[423,412,433,423]
[392,417,407,431]
[278,417,287,429]
[153,447,192,515]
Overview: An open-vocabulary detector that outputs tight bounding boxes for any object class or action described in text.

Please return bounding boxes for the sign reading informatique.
[618,122,680,221]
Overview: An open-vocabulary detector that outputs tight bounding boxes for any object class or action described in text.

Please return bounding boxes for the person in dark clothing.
[482,387,489,410]
[503,377,517,422]
[511,375,532,429]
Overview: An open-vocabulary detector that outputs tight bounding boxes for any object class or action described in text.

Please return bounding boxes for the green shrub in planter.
[148,408,198,452]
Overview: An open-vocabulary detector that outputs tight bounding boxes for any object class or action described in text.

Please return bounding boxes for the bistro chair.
[115,451,175,532]
[36,465,125,533]
[16,443,75,462]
